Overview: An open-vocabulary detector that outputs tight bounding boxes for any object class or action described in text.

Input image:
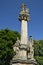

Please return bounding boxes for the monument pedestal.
[11,38,36,65]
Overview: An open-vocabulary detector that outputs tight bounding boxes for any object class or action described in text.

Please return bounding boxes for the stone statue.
[29,36,34,60]
[13,37,20,59]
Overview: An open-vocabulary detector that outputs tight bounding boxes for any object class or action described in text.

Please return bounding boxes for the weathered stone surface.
[21,20,28,45]
[19,50,27,60]
[11,59,37,64]
[19,44,27,50]
[29,36,34,60]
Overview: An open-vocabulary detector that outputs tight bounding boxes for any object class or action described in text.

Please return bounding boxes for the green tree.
[0,29,20,65]
[34,40,43,65]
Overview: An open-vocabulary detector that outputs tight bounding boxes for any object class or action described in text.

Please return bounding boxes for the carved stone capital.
[18,14,30,21]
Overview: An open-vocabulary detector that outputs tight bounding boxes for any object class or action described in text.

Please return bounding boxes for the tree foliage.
[0,29,20,65]
[34,40,43,65]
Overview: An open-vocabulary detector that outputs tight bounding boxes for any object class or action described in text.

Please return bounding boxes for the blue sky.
[0,0,43,40]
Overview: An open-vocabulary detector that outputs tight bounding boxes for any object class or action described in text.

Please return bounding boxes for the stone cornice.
[11,59,37,64]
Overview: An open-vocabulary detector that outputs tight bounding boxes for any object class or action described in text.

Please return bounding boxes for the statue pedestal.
[11,40,37,65]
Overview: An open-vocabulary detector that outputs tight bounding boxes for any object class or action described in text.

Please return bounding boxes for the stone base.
[12,63,34,65]
[11,59,37,65]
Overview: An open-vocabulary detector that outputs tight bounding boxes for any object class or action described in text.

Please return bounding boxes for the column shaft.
[21,20,28,45]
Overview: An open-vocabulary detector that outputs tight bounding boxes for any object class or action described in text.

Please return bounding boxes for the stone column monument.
[11,4,37,65]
